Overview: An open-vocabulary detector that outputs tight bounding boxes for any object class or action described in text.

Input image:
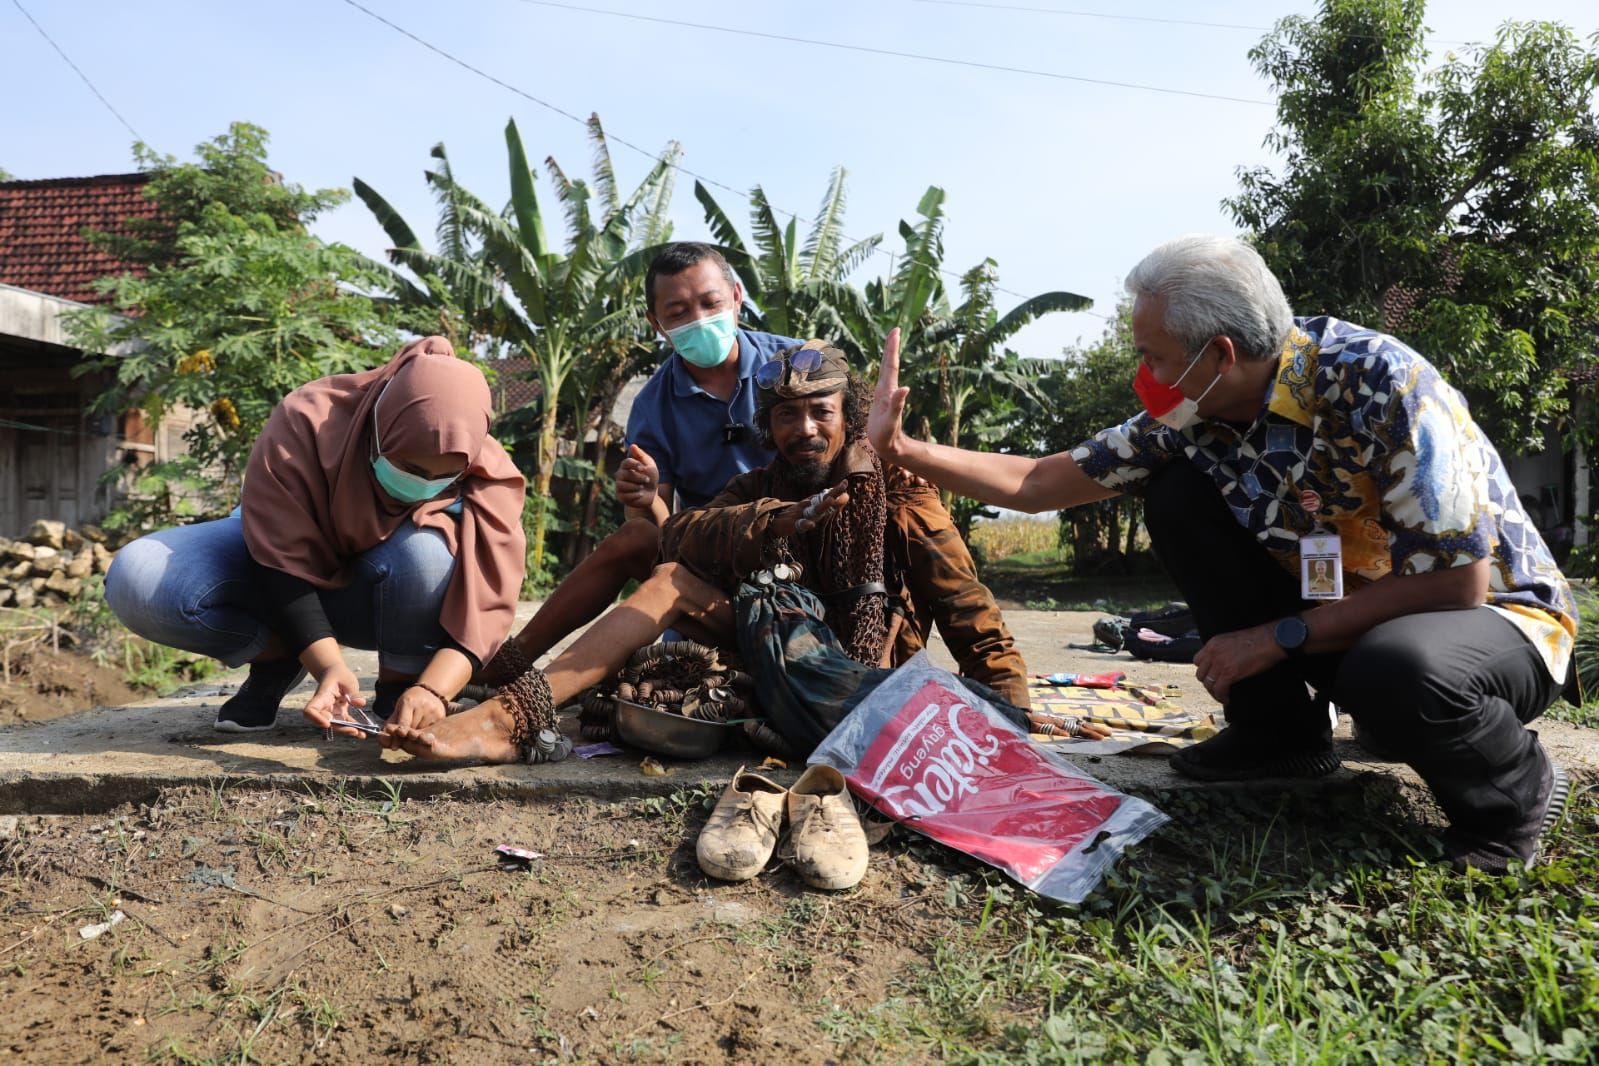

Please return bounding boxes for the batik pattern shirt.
[1070,316,1576,680]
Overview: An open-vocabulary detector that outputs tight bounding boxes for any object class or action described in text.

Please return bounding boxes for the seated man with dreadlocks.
[382,341,1035,764]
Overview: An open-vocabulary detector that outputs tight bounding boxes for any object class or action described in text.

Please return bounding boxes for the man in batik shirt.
[868,234,1577,874]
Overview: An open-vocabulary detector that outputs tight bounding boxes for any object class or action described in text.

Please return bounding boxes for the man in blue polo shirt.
[478,242,800,682]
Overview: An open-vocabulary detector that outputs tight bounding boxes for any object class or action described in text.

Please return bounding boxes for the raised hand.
[615,444,660,510]
[869,327,912,461]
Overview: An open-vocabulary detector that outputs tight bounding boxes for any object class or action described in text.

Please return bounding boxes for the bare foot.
[381,699,521,764]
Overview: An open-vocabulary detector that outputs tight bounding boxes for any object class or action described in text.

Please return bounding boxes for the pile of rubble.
[0,521,116,610]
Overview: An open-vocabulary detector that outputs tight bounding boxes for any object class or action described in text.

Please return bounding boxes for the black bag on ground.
[735,579,1028,757]
[1106,602,1202,664]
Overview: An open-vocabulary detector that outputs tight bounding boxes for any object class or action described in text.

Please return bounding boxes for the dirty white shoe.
[696,767,786,882]
[786,764,868,891]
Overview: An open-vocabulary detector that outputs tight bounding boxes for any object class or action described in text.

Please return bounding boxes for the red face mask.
[1132,345,1220,430]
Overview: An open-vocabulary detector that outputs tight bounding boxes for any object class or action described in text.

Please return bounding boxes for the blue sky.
[5,0,1595,361]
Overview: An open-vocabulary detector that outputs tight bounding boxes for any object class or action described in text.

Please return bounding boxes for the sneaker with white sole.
[786,764,869,891]
[214,660,308,733]
[697,767,787,882]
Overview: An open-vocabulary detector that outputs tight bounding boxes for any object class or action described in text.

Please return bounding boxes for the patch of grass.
[823,784,1599,1063]
[115,634,219,695]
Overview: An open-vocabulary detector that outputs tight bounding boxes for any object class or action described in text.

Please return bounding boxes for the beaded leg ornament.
[480,639,534,688]
[499,666,572,764]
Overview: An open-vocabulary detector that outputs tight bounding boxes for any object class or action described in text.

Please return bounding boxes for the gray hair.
[1124,234,1293,362]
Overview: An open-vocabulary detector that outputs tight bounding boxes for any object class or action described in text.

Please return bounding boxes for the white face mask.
[1134,341,1224,431]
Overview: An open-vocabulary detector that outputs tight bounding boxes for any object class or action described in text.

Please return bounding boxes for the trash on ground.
[78,910,126,940]
[493,844,544,867]
[812,653,1168,905]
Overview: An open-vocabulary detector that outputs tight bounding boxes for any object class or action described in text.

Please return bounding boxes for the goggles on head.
[755,345,825,392]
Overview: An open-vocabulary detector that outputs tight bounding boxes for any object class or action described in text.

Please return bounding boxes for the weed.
[822,785,1599,1063]
[636,782,718,821]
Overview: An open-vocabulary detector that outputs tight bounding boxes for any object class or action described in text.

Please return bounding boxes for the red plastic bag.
[810,654,1167,903]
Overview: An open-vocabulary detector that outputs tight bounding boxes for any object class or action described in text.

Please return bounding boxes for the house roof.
[0,173,158,305]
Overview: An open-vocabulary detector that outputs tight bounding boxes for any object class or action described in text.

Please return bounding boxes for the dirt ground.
[0,783,980,1064]
[0,645,142,728]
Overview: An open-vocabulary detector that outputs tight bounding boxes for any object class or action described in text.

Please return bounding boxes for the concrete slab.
[0,604,1594,813]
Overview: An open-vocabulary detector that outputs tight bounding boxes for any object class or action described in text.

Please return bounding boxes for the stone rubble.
[0,520,114,610]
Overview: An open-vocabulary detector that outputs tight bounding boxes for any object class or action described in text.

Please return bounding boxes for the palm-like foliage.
[356,116,680,571]
[838,188,1091,517]
[694,168,880,348]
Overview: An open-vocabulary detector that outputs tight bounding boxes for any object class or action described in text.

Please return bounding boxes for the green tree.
[695,168,881,347]
[356,116,680,573]
[67,123,398,527]
[1228,0,1599,449]
[1022,302,1151,573]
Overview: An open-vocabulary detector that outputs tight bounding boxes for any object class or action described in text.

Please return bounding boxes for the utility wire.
[910,0,1475,45]
[339,0,1111,318]
[10,0,145,145]
[516,0,1272,107]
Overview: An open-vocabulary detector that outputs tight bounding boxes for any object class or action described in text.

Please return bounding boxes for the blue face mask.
[666,310,738,368]
[371,390,461,504]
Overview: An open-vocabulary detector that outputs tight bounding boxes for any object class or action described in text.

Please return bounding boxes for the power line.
[913,0,1270,34]
[909,0,1478,46]
[10,0,145,145]
[338,0,1105,316]
[516,0,1272,107]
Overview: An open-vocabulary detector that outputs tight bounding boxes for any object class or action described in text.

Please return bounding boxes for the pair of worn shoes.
[697,764,869,891]
[1173,726,1574,874]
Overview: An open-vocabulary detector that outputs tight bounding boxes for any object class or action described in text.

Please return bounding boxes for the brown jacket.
[660,442,1030,708]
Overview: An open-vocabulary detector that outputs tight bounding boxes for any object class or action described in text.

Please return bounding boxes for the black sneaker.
[215,659,308,733]
[1445,753,1571,874]
[1170,726,1341,782]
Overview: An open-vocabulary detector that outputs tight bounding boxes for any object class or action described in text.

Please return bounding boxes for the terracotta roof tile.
[0,173,159,304]
[489,354,541,413]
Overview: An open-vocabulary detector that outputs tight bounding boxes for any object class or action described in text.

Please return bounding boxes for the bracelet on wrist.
[410,681,450,709]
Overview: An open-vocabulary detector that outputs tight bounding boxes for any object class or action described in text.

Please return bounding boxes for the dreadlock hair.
[754,372,872,450]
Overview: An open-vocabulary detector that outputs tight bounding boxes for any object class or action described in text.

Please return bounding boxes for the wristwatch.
[1274,615,1310,659]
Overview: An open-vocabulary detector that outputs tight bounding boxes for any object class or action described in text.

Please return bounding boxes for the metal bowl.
[614,698,731,760]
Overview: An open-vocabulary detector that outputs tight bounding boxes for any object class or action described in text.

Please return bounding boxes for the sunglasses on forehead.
[754,346,825,391]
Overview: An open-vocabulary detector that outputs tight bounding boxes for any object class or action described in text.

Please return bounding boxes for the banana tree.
[841,187,1090,449]
[694,168,880,350]
[356,115,680,571]
[354,143,504,354]
[546,117,679,562]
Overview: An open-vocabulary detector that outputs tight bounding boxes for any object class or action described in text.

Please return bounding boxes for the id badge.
[1299,533,1343,600]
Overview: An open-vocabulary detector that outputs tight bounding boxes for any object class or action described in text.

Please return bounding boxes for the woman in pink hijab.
[106,337,529,741]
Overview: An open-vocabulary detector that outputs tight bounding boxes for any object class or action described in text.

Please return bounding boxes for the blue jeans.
[105,515,457,674]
